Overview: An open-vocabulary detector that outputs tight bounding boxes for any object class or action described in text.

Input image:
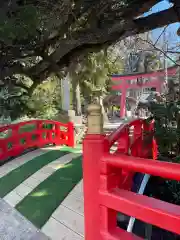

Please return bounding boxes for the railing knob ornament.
[87,103,103,134]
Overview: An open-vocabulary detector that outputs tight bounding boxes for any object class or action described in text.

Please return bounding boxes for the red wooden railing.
[0,120,74,162]
[83,118,180,240]
[108,119,155,191]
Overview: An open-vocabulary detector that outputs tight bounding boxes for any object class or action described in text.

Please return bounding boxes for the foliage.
[0,0,178,98]
[69,49,123,115]
[0,84,27,121]
[27,79,61,119]
[149,100,180,157]
[147,65,180,204]
[0,76,62,120]
[0,34,162,120]
[0,5,39,43]
[0,46,123,119]
[78,49,123,99]
[0,1,178,119]
[148,65,180,157]
[115,34,162,73]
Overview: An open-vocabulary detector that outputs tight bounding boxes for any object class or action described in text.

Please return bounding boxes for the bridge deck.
[0,146,84,240]
[42,180,84,240]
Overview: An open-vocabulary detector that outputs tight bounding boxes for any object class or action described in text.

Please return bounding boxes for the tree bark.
[72,77,82,116]
[61,75,70,111]
[99,96,109,123]
[76,78,82,116]
[1,5,178,85]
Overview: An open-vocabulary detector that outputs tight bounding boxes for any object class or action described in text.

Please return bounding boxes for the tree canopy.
[0,0,179,96]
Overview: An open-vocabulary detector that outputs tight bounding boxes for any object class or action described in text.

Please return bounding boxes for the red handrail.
[83,119,180,239]
[103,153,180,181]
[107,119,154,151]
[0,120,74,162]
[106,119,155,191]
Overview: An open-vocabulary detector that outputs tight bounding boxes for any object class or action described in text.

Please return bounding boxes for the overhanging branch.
[0,1,179,85]
[134,7,178,35]
[137,37,180,66]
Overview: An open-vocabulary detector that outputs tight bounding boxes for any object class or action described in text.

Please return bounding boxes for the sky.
[145,0,180,48]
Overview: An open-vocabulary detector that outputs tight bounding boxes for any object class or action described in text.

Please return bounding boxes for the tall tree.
[0,0,179,95]
[70,49,123,115]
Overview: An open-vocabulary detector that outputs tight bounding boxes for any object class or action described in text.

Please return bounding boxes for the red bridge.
[83,104,180,239]
[0,120,74,162]
[0,112,180,239]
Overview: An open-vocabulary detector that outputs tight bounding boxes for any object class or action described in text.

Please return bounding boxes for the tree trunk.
[72,78,82,116]
[76,78,82,116]
[72,78,76,112]
[61,75,70,111]
[99,96,109,123]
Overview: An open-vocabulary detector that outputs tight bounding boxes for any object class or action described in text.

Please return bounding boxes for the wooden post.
[83,103,108,240]
[67,122,75,147]
[120,88,126,118]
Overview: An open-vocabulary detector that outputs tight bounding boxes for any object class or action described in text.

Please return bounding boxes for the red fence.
[0,120,74,162]
[83,119,180,239]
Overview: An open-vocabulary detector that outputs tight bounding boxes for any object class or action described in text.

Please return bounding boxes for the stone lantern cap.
[87,103,103,134]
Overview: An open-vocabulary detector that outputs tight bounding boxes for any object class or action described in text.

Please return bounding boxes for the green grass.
[0,150,69,197]
[60,145,82,153]
[16,155,82,228]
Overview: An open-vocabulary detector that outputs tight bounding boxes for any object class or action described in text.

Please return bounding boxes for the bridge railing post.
[67,122,75,147]
[83,104,108,240]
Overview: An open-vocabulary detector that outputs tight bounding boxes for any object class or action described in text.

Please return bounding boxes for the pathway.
[0,146,84,240]
[42,180,84,240]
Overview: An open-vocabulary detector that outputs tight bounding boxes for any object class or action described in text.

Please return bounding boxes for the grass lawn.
[60,144,82,153]
[0,150,69,197]
[16,155,82,228]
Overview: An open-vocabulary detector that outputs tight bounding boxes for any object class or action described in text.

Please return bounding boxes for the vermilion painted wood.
[112,80,162,90]
[83,134,109,240]
[111,66,177,80]
[107,119,145,148]
[111,66,177,118]
[0,120,74,162]
[107,119,154,190]
[83,119,180,240]
[103,153,180,181]
[100,189,180,235]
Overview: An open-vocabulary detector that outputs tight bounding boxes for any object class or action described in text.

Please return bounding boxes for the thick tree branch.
[0,1,179,85]
[134,7,178,34]
[0,63,25,80]
[29,8,178,79]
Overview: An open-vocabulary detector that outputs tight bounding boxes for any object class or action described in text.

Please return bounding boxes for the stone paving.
[0,199,49,240]
[42,181,84,240]
[4,152,80,207]
[0,147,84,240]
[0,148,49,178]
